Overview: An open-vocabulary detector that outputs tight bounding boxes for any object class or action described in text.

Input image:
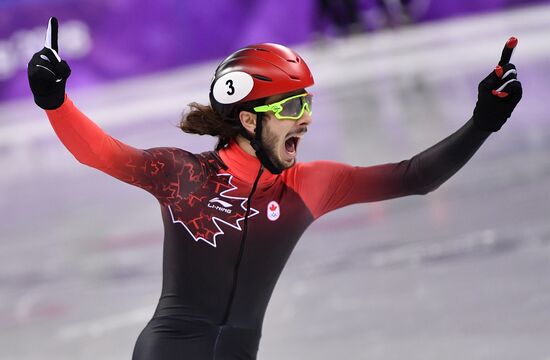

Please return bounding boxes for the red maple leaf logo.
[167,173,258,247]
[269,203,278,212]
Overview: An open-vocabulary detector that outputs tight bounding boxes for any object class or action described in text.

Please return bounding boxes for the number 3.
[226,79,235,95]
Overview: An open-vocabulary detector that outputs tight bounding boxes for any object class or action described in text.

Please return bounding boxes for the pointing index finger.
[498,37,518,66]
[44,17,61,62]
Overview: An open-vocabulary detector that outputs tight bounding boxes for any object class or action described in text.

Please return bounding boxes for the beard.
[261,125,295,171]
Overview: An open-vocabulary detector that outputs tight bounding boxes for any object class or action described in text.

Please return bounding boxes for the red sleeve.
[45,96,200,201]
[284,160,412,219]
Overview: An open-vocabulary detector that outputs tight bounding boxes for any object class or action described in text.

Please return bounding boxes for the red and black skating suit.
[46,97,490,360]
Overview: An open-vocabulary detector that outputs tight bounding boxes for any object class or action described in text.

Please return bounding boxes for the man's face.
[260,90,313,170]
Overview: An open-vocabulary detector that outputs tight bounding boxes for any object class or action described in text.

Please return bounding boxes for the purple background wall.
[0,0,548,101]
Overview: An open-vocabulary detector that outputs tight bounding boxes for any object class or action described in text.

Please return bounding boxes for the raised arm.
[27,18,200,201]
[290,38,522,219]
[405,37,522,193]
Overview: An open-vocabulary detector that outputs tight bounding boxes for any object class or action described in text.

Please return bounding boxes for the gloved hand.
[472,37,523,132]
[28,17,71,110]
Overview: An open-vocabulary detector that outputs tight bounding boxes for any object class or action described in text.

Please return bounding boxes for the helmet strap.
[249,113,283,175]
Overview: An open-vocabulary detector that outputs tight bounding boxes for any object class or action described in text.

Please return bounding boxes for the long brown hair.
[179,99,265,151]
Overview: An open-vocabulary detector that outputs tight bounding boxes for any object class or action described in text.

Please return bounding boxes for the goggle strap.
[254,104,270,112]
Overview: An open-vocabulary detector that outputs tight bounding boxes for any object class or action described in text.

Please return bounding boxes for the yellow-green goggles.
[253,93,313,120]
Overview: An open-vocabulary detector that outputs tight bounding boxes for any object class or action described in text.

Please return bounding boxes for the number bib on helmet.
[212,71,254,104]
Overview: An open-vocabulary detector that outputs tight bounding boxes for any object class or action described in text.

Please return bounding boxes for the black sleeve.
[292,118,492,218]
[401,117,491,195]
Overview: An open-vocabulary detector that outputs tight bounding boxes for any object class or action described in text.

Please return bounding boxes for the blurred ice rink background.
[1,1,550,359]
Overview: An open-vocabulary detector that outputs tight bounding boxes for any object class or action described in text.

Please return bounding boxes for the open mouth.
[283,136,300,158]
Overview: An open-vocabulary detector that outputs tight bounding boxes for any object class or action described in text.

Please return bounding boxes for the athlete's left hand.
[472,37,523,132]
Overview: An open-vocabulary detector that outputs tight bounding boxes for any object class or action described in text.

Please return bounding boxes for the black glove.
[473,37,523,132]
[28,17,71,110]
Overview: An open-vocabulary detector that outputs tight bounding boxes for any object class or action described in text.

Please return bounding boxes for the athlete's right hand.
[28,17,71,110]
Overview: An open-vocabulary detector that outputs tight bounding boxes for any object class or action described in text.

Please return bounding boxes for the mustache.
[288,127,308,137]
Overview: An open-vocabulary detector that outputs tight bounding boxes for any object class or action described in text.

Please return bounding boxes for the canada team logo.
[167,173,258,247]
[267,201,280,221]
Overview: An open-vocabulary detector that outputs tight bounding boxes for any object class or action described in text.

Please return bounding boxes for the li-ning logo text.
[208,197,233,214]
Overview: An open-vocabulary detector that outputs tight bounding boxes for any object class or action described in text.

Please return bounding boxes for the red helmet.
[209,43,314,117]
